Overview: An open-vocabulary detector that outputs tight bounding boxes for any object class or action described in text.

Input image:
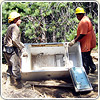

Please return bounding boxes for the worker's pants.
[4,48,21,80]
[82,51,96,74]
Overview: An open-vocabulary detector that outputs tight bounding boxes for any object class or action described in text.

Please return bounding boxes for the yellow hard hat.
[8,12,20,23]
[75,7,86,14]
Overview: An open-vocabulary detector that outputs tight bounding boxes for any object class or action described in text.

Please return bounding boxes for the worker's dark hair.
[10,21,14,24]
[76,13,85,15]
[9,17,20,24]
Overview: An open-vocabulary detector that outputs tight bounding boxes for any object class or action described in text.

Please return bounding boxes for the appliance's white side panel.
[21,44,32,72]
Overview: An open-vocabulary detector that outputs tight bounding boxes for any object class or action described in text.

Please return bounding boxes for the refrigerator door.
[70,67,93,92]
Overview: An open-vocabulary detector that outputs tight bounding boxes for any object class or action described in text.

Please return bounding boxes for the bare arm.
[75,34,86,42]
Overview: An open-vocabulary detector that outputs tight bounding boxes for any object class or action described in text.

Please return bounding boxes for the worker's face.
[76,13,84,21]
[14,17,21,26]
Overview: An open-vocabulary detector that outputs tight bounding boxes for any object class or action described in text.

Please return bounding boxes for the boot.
[15,78,23,89]
[91,66,96,73]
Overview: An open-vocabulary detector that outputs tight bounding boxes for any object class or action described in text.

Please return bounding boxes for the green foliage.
[2,2,98,48]
[96,32,98,45]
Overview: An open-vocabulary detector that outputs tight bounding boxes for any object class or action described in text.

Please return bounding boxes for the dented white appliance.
[21,42,83,81]
[21,42,93,92]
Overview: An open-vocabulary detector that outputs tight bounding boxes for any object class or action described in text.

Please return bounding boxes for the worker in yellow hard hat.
[75,7,86,21]
[75,7,86,14]
[8,11,21,24]
[3,11,27,88]
[69,7,96,74]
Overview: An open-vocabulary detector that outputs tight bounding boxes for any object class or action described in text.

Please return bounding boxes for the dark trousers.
[82,51,96,74]
[4,48,21,80]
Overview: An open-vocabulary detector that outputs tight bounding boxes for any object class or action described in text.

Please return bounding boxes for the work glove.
[68,39,75,46]
[21,48,28,57]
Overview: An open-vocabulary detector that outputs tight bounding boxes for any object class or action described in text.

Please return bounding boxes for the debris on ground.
[1,52,98,99]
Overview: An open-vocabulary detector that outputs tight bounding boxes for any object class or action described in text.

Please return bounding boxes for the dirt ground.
[1,51,99,99]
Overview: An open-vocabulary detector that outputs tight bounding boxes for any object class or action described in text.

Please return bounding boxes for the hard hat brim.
[75,12,86,14]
